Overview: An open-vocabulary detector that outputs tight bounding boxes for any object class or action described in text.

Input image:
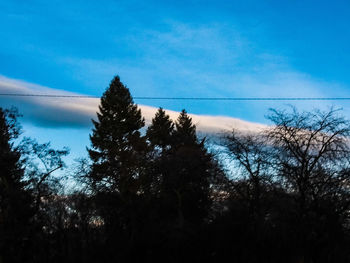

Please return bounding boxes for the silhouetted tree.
[266,108,350,213]
[146,107,174,151]
[266,107,350,262]
[221,107,350,263]
[225,130,272,217]
[7,79,350,263]
[222,129,293,262]
[88,75,146,196]
[139,108,175,198]
[160,110,218,225]
[87,76,148,260]
[173,109,197,146]
[20,137,69,211]
[0,107,33,263]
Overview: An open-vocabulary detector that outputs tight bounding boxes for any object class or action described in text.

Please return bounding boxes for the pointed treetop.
[174,109,197,146]
[146,107,174,149]
[89,75,145,161]
[101,76,134,105]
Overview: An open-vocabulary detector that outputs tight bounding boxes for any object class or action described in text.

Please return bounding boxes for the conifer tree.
[146,107,174,150]
[0,108,25,206]
[173,109,197,146]
[141,108,174,196]
[87,76,148,259]
[0,107,33,262]
[88,76,146,196]
[160,109,218,225]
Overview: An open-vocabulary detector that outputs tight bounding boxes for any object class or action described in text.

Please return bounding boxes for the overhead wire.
[0,93,350,101]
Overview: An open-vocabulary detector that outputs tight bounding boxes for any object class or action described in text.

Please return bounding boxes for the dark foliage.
[88,75,147,196]
[146,107,174,150]
[0,108,33,262]
[3,77,350,263]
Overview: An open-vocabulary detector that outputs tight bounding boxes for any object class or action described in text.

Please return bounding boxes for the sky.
[1,0,350,162]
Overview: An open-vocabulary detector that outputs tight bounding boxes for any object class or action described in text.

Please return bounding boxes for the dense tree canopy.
[3,76,350,263]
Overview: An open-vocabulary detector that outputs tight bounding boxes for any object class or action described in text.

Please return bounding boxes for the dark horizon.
[2,77,350,262]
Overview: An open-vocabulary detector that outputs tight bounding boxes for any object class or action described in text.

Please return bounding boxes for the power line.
[0,94,98,98]
[1,93,350,101]
[133,97,350,101]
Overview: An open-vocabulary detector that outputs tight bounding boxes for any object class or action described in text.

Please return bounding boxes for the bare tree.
[223,107,350,262]
[266,107,350,214]
[19,137,69,210]
[225,130,273,217]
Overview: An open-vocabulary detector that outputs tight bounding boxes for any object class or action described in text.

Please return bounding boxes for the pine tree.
[87,76,148,259]
[146,107,174,150]
[88,75,146,196]
[173,109,197,146]
[160,109,218,225]
[139,108,174,197]
[0,108,25,210]
[0,107,33,262]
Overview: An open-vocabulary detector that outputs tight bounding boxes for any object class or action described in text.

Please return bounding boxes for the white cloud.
[0,75,265,133]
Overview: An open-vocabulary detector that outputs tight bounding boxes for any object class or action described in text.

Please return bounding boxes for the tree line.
[1,76,350,262]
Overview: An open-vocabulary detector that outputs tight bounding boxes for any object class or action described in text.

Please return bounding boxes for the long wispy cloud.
[0,75,265,134]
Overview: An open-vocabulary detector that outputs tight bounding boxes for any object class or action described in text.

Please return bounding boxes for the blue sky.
[1,0,350,161]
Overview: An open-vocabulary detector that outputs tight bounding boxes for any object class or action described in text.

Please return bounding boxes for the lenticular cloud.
[0,75,265,133]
